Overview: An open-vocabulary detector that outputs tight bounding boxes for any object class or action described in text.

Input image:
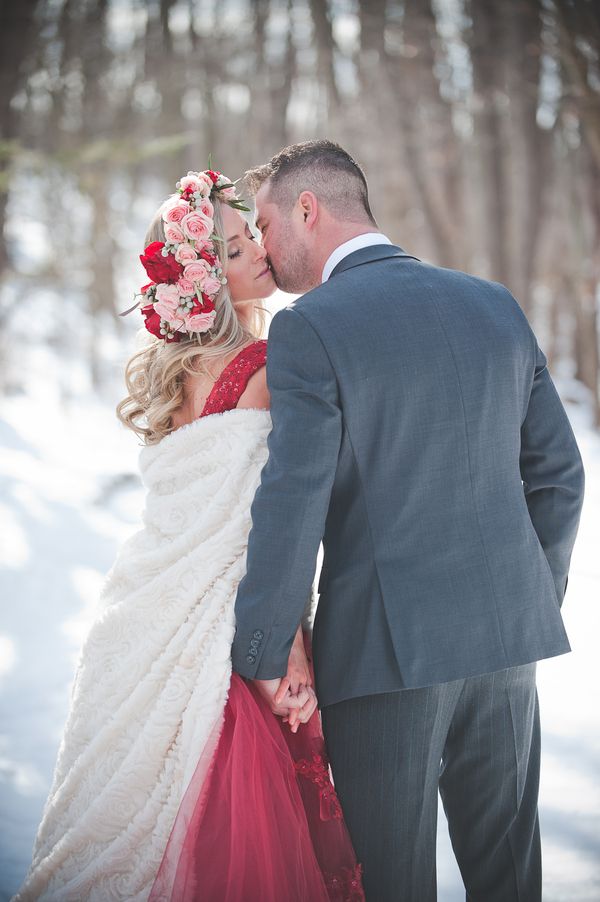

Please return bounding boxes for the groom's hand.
[253,677,308,715]
[253,678,314,723]
[275,626,313,701]
[285,685,318,733]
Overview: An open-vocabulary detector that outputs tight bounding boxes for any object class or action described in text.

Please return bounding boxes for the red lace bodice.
[199,339,267,418]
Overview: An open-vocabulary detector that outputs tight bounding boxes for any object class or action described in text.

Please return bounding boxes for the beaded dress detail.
[149,341,365,902]
[200,339,267,417]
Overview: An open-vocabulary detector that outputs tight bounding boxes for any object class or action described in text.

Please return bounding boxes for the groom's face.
[255,184,316,294]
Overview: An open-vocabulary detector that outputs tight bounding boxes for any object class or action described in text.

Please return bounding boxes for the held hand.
[286,686,318,733]
[253,678,312,718]
[275,627,312,704]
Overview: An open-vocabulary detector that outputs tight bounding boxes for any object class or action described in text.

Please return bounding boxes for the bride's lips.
[256,266,272,280]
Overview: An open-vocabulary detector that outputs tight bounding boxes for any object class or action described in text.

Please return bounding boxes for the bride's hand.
[275,626,312,704]
[286,686,318,733]
[253,678,311,718]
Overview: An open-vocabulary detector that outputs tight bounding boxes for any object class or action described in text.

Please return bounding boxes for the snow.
[0,363,598,901]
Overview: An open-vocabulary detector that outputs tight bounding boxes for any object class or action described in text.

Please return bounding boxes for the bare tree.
[0,0,597,422]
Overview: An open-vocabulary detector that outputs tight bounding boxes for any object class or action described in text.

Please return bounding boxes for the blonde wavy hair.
[117,195,267,445]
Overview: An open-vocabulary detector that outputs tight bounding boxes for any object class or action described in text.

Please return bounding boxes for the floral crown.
[123,169,250,342]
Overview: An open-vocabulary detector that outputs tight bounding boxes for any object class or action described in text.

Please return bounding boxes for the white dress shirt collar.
[321,233,392,283]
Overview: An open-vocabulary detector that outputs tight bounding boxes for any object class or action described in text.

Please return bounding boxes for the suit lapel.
[329,244,420,279]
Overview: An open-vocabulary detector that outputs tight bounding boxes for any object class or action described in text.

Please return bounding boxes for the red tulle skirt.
[149,670,364,902]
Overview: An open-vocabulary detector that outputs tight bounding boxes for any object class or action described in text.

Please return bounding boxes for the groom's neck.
[312,221,380,284]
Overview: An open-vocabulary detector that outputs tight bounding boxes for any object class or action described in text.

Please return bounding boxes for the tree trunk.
[468,0,509,284]
[0,0,42,283]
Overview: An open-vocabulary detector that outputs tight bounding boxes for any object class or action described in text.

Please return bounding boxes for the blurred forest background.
[0,0,599,422]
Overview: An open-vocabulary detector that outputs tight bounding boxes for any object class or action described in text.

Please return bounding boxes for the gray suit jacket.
[231,245,585,708]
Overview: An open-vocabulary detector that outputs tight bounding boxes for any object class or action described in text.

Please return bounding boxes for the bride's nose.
[254,242,267,262]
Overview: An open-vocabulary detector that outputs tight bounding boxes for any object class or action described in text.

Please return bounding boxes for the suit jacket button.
[253,630,264,640]
[246,655,256,665]
[250,638,259,649]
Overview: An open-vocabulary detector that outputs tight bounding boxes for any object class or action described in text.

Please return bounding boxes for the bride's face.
[222,205,276,308]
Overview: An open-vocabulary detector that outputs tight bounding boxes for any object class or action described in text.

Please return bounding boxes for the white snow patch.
[0,503,30,568]
[62,567,106,655]
[0,356,598,899]
[0,635,17,678]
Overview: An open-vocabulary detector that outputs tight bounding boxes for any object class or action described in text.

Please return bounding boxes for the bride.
[15,170,364,901]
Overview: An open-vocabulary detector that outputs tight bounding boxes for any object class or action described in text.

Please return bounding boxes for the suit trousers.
[321,664,541,902]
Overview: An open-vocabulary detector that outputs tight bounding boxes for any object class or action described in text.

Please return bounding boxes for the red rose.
[197,292,216,313]
[180,186,195,201]
[205,170,220,184]
[140,242,183,284]
[190,298,214,317]
[199,248,218,267]
[141,241,163,257]
[141,282,155,295]
[141,303,162,339]
[141,303,181,342]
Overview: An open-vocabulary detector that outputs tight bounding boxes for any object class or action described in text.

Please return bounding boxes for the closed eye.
[228,225,258,259]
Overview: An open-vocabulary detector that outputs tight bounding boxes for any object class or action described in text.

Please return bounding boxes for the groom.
[231,140,584,900]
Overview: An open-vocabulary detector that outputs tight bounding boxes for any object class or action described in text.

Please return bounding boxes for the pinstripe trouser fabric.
[321,664,541,902]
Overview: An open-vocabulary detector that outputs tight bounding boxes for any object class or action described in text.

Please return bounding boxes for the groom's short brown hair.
[244,139,377,224]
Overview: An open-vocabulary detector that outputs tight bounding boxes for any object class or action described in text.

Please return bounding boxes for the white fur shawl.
[15,409,272,902]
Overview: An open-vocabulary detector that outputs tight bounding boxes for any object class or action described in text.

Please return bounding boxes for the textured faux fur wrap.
[16,409,273,902]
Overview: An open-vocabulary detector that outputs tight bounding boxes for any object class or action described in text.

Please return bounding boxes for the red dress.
[149,341,364,902]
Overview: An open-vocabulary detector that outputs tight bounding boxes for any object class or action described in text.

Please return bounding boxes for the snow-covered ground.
[0,371,598,901]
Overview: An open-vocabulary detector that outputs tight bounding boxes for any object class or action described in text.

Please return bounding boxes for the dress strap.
[199,340,267,418]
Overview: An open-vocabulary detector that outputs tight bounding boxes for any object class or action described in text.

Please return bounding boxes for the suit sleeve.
[519,339,585,606]
[231,306,342,678]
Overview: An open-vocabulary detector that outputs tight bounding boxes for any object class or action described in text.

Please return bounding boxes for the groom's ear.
[298,191,318,229]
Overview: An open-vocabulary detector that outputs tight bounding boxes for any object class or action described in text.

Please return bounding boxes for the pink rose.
[218,186,237,200]
[183,260,210,285]
[185,310,216,333]
[177,277,195,297]
[196,197,214,219]
[164,223,185,244]
[163,200,190,224]
[181,211,213,242]
[202,273,223,296]
[155,283,180,303]
[195,172,214,197]
[179,173,205,194]
[194,238,214,253]
[174,243,198,265]
[154,283,180,320]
